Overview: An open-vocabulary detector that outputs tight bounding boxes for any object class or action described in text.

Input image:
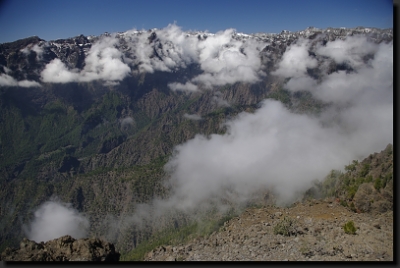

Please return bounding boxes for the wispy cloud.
[183,113,202,120]
[168,82,199,92]
[0,73,41,88]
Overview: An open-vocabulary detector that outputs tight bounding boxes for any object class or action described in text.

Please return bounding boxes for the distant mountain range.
[0,26,392,85]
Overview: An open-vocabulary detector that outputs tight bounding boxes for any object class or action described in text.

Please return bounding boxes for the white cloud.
[285,76,317,92]
[122,25,265,90]
[0,73,41,87]
[24,201,89,243]
[41,59,80,83]
[168,82,198,92]
[155,24,199,68]
[32,44,44,60]
[120,116,135,126]
[193,34,264,88]
[313,41,392,105]
[212,91,230,107]
[122,24,199,74]
[183,113,202,120]
[41,36,131,83]
[17,80,42,88]
[20,44,44,61]
[159,35,393,213]
[272,38,318,78]
[38,24,267,88]
[79,31,392,240]
[80,36,131,82]
[315,35,378,69]
[164,100,349,209]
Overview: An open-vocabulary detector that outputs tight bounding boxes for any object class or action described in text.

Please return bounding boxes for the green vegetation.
[336,174,369,200]
[349,202,356,213]
[321,170,342,197]
[374,177,383,191]
[0,90,151,179]
[343,221,357,235]
[305,144,393,215]
[121,210,238,261]
[359,163,370,177]
[273,216,298,237]
[268,89,292,106]
[294,91,323,113]
[344,160,358,172]
[120,223,198,261]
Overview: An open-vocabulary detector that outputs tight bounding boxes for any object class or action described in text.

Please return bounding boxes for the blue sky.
[0,0,393,43]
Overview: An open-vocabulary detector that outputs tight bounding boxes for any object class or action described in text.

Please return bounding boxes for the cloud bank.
[160,35,393,212]
[96,35,392,241]
[37,24,266,90]
[24,201,89,243]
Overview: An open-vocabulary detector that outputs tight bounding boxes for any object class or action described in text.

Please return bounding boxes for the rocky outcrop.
[0,235,120,261]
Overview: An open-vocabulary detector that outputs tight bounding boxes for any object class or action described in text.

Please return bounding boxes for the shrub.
[360,163,370,177]
[374,177,383,191]
[340,200,348,207]
[347,186,357,200]
[343,221,357,235]
[344,160,358,172]
[273,216,298,237]
[349,202,356,213]
[365,175,373,183]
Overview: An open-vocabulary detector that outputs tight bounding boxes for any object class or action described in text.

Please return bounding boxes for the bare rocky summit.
[0,235,120,261]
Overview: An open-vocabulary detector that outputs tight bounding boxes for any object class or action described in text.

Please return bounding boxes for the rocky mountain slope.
[0,25,393,256]
[145,199,393,261]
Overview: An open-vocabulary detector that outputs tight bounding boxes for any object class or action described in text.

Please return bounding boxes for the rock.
[165,256,176,261]
[1,235,119,261]
[275,212,283,217]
